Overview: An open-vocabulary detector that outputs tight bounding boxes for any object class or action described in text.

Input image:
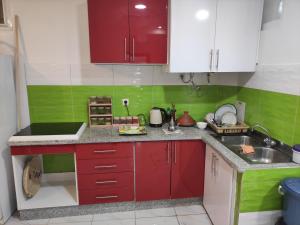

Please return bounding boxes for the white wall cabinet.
[203,145,236,225]
[169,0,264,73]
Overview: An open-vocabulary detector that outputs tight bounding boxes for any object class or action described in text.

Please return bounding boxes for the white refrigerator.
[0,55,17,224]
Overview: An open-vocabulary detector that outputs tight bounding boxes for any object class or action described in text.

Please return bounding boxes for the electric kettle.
[149,107,167,127]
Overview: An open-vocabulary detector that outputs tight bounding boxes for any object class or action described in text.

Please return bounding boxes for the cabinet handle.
[216,49,220,71]
[132,37,135,62]
[174,142,177,164]
[124,37,127,61]
[211,154,215,174]
[94,165,117,169]
[167,142,171,164]
[96,195,118,199]
[96,180,118,185]
[209,49,214,71]
[214,157,219,177]
[94,150,116,154]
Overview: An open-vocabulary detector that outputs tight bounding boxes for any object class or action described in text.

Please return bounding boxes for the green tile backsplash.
[27,85,238,173]
[240,168,300,212]
[27,85,238,124]
[237,87,300,146]
[27,85,300,173]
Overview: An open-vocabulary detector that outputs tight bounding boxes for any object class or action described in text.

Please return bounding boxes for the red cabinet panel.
[79,186,134,205]
[76,143,133,160]
[88,0,130,63]
[77,158,133,174]
[135,141,171,201]
[171,141,206,199]
[78,172,133,190]
[88,0,168,64]
[129,0,168,64]
[11,145,75,155]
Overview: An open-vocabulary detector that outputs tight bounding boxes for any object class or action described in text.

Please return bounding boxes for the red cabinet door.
[171,140,206,199]
[136,141,171,201]
[129,0,168,64]
[88,0,130,63]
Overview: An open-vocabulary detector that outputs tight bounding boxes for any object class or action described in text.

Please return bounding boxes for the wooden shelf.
[89,103,112,107]
[90,114,112,117]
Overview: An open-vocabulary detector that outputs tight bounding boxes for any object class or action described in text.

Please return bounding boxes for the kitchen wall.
[237,0,300,146]
[3,0,239,120]
[1,0,240,172]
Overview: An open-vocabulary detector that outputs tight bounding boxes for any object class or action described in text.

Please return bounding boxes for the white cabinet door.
[214,0,264,72]
[203,146,216,220]
[169,0,217,73]
[203,145,234,225]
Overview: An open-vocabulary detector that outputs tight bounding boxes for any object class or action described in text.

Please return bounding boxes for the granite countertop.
[9,126,300,172]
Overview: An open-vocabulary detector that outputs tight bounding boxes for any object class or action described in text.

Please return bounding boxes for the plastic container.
[279,178,300,225]
[292,145,300,164]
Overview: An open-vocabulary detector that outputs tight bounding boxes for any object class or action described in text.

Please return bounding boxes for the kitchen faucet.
[251,123,276,147]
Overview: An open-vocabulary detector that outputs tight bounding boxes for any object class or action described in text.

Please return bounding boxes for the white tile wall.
[25,63,241,87]
[238,64,300,96]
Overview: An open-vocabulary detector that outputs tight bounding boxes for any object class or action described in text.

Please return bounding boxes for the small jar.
[90,96,97,104]
[120,117,126,124]
[132,116,139,124]
[91,118,97,126]
[126,116,133,124]
[292,145,300,164]
[114,117,120,124]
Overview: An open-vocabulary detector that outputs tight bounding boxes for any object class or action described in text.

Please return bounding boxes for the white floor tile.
[92,219,135,225]
[46,222,91,225]
[49,215,92,224]
[175,205,206,216]
[4,217,23,225]
[93,211,135,221]
[22,219,50,225]
[136,216,179,225]
[177,214,212,225]
[135,207,176,218]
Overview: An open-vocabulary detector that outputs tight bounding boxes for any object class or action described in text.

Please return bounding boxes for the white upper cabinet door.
[169,0,218,73]
[214,0,264,72]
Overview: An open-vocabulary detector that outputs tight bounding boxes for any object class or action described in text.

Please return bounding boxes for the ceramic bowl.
[197,122,208,129]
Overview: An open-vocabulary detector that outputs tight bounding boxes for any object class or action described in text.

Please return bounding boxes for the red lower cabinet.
[135,141,171,201]
[171,141,206,199]
[135,140,205,201]
[76,143,134,205]
[79,186,134,204]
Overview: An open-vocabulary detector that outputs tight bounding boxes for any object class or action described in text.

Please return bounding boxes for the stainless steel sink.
[218,135,260,146]
[215,134,292,164]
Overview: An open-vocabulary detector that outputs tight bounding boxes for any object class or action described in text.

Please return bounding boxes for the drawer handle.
[96,180,118,185]
[94,150,116,154]
[94,165,117,169]
[96,195,118,199]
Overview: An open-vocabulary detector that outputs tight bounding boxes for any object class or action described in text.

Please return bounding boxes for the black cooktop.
[14,122,84,136]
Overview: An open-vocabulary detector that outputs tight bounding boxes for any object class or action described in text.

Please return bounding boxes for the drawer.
[77,158,133,174]
[79,186,134,205]
[78,172,133,190]
[76,143,133,160]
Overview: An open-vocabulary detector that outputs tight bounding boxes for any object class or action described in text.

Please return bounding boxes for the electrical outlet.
[122,99,129,106]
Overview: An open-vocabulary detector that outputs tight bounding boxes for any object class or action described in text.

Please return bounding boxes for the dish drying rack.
[206,120,249,134]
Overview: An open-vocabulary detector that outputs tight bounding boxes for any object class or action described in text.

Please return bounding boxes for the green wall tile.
[43,154,75,173]
[27,85,238,173]
[240,168,300,212]
[237,87,300,146]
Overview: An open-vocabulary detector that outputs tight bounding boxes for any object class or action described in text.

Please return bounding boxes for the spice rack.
[88,96,113,127]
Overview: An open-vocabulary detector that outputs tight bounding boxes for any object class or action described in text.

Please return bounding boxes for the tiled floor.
[5,204,212,225]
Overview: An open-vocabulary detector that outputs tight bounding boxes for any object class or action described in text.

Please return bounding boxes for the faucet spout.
[250,123,276,147]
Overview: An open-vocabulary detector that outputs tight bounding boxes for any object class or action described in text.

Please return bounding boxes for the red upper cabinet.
[128,0,168,64]
[88,0,130,63]
[135,141,171,201]
[171,141,206,199]
[88,0,168,64]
